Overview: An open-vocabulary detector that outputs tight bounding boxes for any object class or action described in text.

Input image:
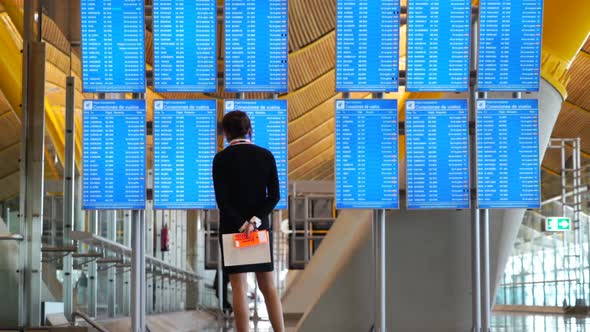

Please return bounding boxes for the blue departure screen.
[81,0,146,93]
[225,0,288,92]
[478,0,543,91]
[407,0,471,92]
[336,0,400,92]
[477,99,540,209]
[224,100,288,209]
[406,100,470,209]
[153,0,217,92]
[335,99,399,209]
[153,100,217,209]
[83,100,146,210]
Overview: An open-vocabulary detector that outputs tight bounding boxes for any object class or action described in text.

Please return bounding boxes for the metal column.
[480,209,491,332]
[88,211,99,317]
[469,6,482,332]
[123,211,132,316]
[106,210,117,317]
[18,0,46,325]
[145,202,154,314]
[63,76,76,319]
[373,209,387,332]
[131,210,146,331]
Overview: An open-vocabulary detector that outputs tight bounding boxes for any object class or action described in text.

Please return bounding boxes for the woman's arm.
[253,152,281,221]
[213,154,242,222]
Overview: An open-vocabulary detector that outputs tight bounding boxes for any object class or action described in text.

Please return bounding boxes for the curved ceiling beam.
[538,0,590,99]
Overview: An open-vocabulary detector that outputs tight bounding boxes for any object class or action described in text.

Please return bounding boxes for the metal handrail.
[0,234,24,241]
[71,311,110,332]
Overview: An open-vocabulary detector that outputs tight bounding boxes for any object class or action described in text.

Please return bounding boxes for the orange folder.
[233,230,269,248]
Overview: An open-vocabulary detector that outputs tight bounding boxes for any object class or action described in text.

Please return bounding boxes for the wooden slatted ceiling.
[289,0,336,52]
[290,134,334,171]
[290,146,333,179]
[0,92,20,200]
[287,71,334,121]
[288,92,369,142]
[542,148,572,174]
[298,154,334,180]
[289,119,333,158]
[565,53,590,111]
[303,159,334,181]
[551,102,590,153]
[584,37,590,53]
[288,33,335,91]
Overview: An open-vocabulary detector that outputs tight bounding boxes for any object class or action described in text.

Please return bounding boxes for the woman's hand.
[243,222,255,238]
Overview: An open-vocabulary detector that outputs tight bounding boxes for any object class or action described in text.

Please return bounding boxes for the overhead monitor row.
[82,98,540,211]
[80,0,542,93]
[336,98,540,210]
[83,99,288,210]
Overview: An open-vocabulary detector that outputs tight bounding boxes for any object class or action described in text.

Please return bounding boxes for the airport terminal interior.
[1,0,590,331]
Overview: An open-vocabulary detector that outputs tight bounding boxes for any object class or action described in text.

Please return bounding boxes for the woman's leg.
[229,273,249,331]
[256,271,285,332]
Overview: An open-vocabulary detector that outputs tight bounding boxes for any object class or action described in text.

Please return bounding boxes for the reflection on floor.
[196,317,298,332]
[195,311,590,331]
[492,312,590,332]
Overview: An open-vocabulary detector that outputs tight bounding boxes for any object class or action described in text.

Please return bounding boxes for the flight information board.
[83,100,146,209]
[81,0,146,92]
[336,99,399,209]
[478,0,543,91]
[225,0,288,92]
[336,0,400,92]
[153,0,217,92]
[407,0,471,92]
[477,99,540,209]
[224,100,288,209]
[406,100,470,209]
[153,100,217,209]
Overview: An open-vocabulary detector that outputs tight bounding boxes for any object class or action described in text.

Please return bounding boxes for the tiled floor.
[492,312,590,332]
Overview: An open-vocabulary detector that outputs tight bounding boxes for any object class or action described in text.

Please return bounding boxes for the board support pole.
[370,92,387,332]
[130,92,146,332]
[469,6,483,331]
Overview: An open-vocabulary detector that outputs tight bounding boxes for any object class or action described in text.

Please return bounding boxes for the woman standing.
[213,110,285,332]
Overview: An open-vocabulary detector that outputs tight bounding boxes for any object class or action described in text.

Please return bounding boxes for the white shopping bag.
[222,233,272,267]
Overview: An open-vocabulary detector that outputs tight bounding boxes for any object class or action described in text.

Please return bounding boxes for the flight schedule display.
[407,0,471,92]
[405,100,470,209]
[336,0,400,92]
[335,99,399,209]
[224,100,288,209]
[153,0,217,92]
[225,0,288,92]
[83,100,146,210]
[478,0,543,91]
[153,100,217,209]
[477,99,540,209]
[81,0,145,92]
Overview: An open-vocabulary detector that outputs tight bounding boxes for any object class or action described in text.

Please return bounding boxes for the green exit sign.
[545,217,572,232]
